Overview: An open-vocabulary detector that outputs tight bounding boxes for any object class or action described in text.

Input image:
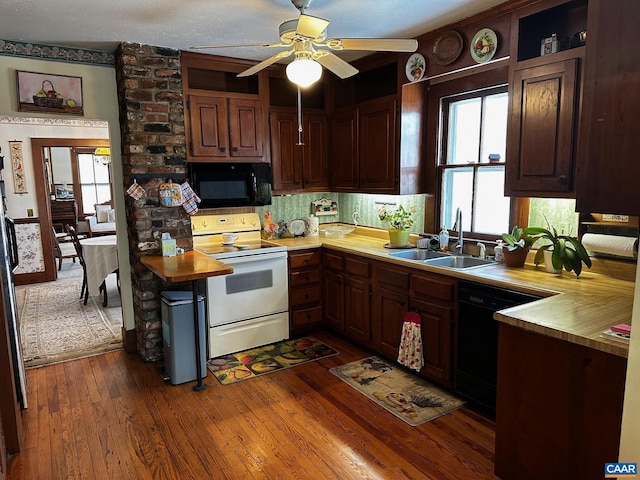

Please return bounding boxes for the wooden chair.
[52,226,77,271]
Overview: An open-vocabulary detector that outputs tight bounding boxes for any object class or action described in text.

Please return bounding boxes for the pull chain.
[296,85,304,146]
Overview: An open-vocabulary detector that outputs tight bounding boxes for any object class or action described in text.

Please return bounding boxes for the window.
[439,86,510,237]
[77,151,111,214]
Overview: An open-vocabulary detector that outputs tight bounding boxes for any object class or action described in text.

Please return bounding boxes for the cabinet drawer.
[289,250,321,269]
[412,273,455,303]
[375,264,410,290]
[292,306,323,328]
[322,251,344,271]
[290,269,321,287]
[291,285,321,308]
[345,256,371,277]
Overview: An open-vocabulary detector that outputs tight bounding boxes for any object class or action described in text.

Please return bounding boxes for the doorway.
[31,138,110,282]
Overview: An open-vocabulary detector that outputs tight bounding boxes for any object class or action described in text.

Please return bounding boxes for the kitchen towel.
[397,311,424,371]
[582,233,638,259]
[180,181,201,215]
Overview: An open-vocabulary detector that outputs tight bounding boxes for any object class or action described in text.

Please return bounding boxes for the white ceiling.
[1,0,508,63]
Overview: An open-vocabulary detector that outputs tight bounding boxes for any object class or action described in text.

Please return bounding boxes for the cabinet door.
[411,297,453,385]
[270,110,301,192]
[344,275,371,344]
[323,270,345,332]
[505,59,578,195]
[228,98,263,157]
[188,95,229,158]
[331,109,359,191]
[359,99,398,192]
[302,113,329,190]
[372,285,409,359]
[576,0,640,215]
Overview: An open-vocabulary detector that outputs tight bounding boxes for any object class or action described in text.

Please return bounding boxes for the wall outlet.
[27,208,33,217]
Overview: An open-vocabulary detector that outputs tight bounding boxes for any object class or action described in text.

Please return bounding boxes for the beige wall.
[0,55,134,331]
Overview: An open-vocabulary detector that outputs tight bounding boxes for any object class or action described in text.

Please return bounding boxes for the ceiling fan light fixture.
[286,57,322,88]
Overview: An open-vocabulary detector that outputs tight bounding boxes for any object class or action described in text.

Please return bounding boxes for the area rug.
[208,337,338,385]
[330,356,464,426]
[20,279,122,368]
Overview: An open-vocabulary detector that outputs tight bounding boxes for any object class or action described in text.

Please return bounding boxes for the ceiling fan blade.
[237,50,294,77]
[296,14,330,38]
[330,38,418,52]
[190,42,285,50]
[315,52,359,79]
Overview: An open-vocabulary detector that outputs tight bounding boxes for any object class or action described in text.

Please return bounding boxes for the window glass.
[441,167,473,230]
[528,198,579,237]
[78,153,111,214]
[447,98,481,165]
[475,166,510,234]
[480,92,508,163]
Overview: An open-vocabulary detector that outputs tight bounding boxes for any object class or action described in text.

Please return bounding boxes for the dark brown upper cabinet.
[505,59,578,195]
[269,109,329,193]
[504,0,587,197]
[182,52,269,163]
[576,0,640,215]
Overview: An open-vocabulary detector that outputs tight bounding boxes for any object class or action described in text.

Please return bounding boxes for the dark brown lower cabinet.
[495,324,626,480]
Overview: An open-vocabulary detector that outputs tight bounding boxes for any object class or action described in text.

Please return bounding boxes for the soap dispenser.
[439,227,449,252]
[494,240,505,262]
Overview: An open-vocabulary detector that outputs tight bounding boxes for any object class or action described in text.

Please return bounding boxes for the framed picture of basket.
[16,70,83,115]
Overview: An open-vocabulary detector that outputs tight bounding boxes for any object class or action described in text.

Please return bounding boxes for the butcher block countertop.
[272,225,636,358]
[141,250,233,282]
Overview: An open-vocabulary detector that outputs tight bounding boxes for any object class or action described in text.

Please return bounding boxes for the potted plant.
[524,225,592,277]
[501,226,534,267]
[378,204,415,247]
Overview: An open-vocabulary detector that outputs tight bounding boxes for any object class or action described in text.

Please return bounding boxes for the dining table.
[80,234,119,297]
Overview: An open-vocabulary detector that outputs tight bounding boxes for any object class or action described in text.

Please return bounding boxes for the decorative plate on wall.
[470,28,498,63]
[405,53,426,82]
[432,30,463,65]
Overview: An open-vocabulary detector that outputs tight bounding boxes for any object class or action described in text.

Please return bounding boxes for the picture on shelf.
[54,184,74,199]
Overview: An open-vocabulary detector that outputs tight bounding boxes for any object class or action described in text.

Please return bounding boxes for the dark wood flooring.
[7,331,498,480]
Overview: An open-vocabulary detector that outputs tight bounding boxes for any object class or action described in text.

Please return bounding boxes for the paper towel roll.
[582,233,638,259]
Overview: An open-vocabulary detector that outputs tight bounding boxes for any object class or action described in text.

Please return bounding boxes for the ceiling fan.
[191,0,418,87]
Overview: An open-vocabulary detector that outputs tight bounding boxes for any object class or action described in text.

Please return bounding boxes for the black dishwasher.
[456,281,541,415]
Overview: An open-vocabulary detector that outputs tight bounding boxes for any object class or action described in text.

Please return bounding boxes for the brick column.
[115,42,192,362]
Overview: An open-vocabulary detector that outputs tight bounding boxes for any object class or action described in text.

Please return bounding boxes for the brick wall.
[115,42,192,362]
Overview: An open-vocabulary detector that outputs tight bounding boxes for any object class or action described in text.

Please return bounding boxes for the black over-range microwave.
[188,162,272,208]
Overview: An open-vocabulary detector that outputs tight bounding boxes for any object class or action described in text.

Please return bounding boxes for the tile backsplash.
[255,192,427,233]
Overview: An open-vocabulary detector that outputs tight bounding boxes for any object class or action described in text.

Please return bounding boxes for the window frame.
[425,67,528,241]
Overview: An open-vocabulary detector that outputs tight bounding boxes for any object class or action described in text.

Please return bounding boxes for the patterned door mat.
[330,356,464,426]
[207,337,338,385]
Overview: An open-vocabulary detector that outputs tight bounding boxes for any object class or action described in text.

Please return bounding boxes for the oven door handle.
[220,251,287,265]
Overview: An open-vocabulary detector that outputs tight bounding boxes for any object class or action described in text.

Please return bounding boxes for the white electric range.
[192,213,289,358]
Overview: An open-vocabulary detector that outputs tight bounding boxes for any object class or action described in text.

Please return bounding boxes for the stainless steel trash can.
[161,290,206,385]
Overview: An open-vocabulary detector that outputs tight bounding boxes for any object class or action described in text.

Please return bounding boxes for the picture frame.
[16,70,84,116]
[54,184,74,199]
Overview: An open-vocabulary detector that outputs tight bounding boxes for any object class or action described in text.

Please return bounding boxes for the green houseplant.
[524,225,592,277]
[501,226,533,267]
[378,204,415,246]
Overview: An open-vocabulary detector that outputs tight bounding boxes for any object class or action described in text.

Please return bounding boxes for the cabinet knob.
[220,147,226,153]
[558,175,568,185]
[232,147,238,152]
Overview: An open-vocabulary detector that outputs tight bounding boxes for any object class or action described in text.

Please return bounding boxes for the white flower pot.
[543,249,562,274]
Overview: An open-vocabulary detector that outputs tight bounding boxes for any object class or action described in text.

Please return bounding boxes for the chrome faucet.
[454,208,464,255]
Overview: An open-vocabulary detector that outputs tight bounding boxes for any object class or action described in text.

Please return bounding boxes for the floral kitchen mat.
[207,337,338,385]
[330,356,464,426]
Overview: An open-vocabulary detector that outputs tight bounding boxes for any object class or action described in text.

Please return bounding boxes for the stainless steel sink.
[424,255,495,269]
[389,250,450,261]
